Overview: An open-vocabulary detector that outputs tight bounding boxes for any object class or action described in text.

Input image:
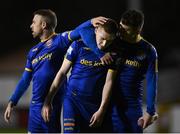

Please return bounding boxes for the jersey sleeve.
[65,41,79,63]
[146,45,158,115]
[25,53,33,72]
[108,52,126,72]
[70,20,92,41]
[58,20,106,59]
[57,20,93,50]
[79,27,105,58]
[9,70,32,106]
[9,52,33,106]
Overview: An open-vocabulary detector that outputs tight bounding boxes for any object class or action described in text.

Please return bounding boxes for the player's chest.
[77,48,104,68]
[115,46,148,70]
[31,44,62,66]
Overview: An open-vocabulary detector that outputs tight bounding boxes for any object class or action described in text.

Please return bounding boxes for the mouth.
[98,46,104,50]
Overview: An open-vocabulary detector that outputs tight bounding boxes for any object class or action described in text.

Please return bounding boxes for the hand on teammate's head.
[91,16,108,27]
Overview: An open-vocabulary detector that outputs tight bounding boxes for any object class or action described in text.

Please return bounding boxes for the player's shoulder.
[68,40,88,55]
[50,33,63,41]
[72,39,85,47]
[27,42,42,58]
[141,37,157,52]
[29,42,40,52]
[141,37,158,57]
[55,32,63,38]
[49,32,67,42]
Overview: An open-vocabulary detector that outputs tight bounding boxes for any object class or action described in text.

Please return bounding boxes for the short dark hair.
[33,9,57,30]
[99,18,119,36]
[121,9,144,29]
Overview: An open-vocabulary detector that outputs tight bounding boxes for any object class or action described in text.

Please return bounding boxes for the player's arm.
[61,16,108,44]
[42,58,72,122]
[60,17,112,64]
[42,42,78,122]
[79,27,113,65]
[89,69,117,127]
[4,68,32,123]
[69,16,108,41]
[138,46,158,129]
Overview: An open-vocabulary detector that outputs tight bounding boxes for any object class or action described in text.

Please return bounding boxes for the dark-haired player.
[74,9,158,133]
[42,19,119,133]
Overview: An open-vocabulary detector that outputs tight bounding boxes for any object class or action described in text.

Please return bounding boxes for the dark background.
[0,0,179,71]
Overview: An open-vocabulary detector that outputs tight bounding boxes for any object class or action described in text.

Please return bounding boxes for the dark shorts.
[111,104,143,133]
[28,102,61,133]
[63,92,112,133]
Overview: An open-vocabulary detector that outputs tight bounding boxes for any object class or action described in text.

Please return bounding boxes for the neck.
[124,34,142,44]
[40,29,55,42]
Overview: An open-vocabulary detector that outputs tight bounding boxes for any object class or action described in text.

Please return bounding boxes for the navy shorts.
[63,92,112,133]
[28,102,61,133]
[111,104,143,133]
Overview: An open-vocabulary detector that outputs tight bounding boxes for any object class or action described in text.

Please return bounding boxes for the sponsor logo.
[125,59,140,67]
[32,53,53,64]
[80,59,103,66]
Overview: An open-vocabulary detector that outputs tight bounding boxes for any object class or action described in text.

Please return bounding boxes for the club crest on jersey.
[46,39,52,48]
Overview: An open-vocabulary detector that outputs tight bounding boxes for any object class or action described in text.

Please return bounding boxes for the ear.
[41,21,47,29]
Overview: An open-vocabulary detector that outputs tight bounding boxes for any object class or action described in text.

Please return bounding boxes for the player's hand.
[4,101,14,123]
[100,52,114,65]
[138,112,158,129]
[89,109,105,128]
[41,103,52,122]
[91,16,108,27]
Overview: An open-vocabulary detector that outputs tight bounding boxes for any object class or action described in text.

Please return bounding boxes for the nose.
[30,24,33,29]
[101,40,107,47]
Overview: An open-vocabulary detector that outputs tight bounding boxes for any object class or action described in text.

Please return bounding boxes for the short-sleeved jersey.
[112,38,158,114]
[65,40,113,102]
[25,33,72,104]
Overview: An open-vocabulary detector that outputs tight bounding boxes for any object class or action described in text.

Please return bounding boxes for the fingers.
[4,110,10,123]
[41,108,47,122]
[138,113,159,129]
[101,60,105,65]
[89,115,96,127]
[142,116,153,129]
[101,58,113,65]
[42,109,49,122]
[137,117,144,127]
[96,17,108,24]
[89,113,103,128]
[4,106,13,123]
[108,55,114,63]
[100,53,114,65]
[91,16,108,27]
[41,106,50,122]
[143,119,148,129]
[97,16,108,21]
[138,116,150,129]
[152,113,158,122]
